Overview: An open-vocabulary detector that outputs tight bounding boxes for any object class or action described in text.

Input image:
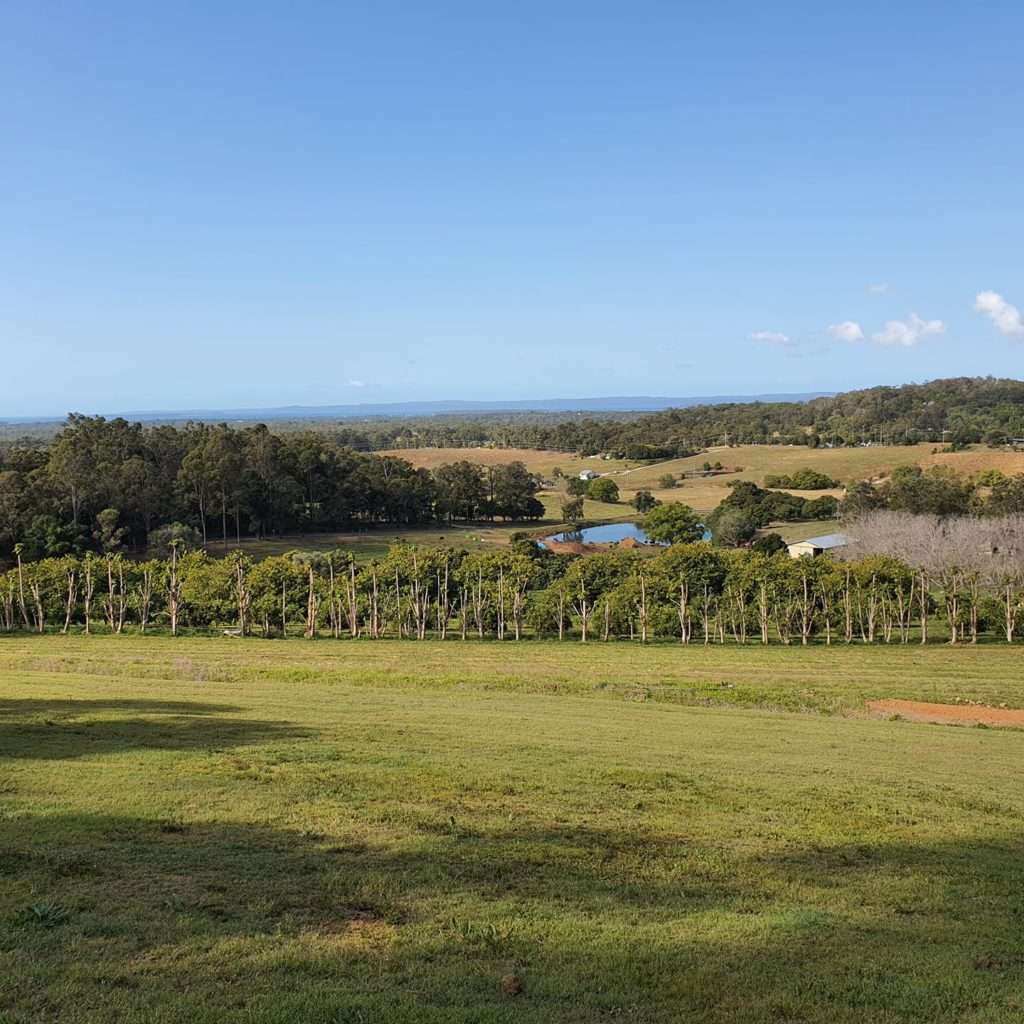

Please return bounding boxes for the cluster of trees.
[704,482,839,547]
[0,416,544,564]
[763,468,838,489]
[564,476,621,503]
[842,465,1024,519]
[613,377,1024,449]
[7,514,1024,644]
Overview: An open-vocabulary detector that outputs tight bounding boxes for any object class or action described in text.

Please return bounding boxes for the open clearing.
[378,446,635,478]
[3,636,1024,1022]
[221,491,626,561]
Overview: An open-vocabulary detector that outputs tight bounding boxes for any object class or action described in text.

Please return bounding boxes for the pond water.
[541,521,712,547]
[544,521,655,546]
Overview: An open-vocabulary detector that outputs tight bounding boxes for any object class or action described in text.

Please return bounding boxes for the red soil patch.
[542,536,653,555]
[541,539,597,555]
[868,698,1024,727]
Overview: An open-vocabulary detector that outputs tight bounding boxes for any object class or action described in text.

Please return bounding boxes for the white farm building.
[787,533,850,558]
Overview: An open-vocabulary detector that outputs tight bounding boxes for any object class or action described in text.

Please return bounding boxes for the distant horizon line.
[0,391,838,425]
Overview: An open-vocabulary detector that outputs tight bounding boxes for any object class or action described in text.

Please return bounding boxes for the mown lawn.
[2,636,1023,1023]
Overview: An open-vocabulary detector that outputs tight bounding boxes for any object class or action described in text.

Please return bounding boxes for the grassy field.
[386,442,1024,514]
[210,492,627,561]
[601,443,1024,512]
[3,635,1024,1023]
[378,446,635,478]
[210,522,523,562]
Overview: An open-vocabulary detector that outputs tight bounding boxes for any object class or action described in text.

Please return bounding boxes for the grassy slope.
[2,636,1024,1023]
[611,443,1024,512]
[389,442,1024,512]
[378,447,635,477]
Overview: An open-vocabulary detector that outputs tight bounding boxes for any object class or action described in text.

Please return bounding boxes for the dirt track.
[868,698,1024,727]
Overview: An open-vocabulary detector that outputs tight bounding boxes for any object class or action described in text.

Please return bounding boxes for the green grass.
[213,522,514,562]
[2,636,1024,1023]
[197,495,632,562]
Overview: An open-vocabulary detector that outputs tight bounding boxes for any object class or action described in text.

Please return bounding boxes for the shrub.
[587,478,620,504]
[642,502,704,544]
[632,490,659,513]
[764,469,838,489]
[752,533,787,555]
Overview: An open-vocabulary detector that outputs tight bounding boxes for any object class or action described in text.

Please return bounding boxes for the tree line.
[278,377,1024,453]
[6,377,1024,466]
[841,465,1024,518]
[0,415,545,564]
[6,515,1024,644]
[226,376,1024,453]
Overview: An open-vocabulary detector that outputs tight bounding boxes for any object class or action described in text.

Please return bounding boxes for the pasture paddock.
[378,446,635,478]
[384,441,1024,515]
[2,635,1023,1022]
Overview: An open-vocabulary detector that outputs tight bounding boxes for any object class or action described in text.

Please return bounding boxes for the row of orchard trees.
[5,518,1024,644]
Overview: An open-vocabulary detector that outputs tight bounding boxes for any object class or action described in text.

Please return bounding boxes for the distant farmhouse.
[787,533,850,558]
[578,469,599,481]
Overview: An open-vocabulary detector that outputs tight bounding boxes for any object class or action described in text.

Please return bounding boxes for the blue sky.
[2,1,1023,415]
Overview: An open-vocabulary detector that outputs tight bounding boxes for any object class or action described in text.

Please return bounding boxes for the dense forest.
[297,376,1024,454]
[0,416,544,563]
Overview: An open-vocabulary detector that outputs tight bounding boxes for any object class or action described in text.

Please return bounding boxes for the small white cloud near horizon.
[827,320,864,343]
[347,379,366,388]
[974,290,1024,337]
[872,313,945,347]
[867,283,889,294]
[750,330,790,345]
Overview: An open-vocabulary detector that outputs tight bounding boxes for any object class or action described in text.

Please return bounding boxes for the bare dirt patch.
[868,698,1024,727]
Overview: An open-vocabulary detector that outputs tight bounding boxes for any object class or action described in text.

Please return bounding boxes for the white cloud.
[867,283,889,294]
[347,379,366,388]
[872,313,945,347]
[827,320,864,343]
[974,290,1024,337]
[750,330,790,345]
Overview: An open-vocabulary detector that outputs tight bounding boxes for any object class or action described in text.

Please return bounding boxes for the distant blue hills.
[1,392,834,425]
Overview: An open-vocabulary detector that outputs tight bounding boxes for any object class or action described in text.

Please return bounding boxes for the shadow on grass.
[0,698,311,759]
[0,698,244,717]
[2,810,1023,1023]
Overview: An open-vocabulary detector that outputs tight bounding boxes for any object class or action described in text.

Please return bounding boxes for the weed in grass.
[23,902,70,928]
[447,917,517,954]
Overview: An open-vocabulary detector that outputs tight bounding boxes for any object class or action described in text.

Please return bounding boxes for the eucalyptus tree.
[433,462,486,522]
[490,461,544,521]
[178,430,216,547]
